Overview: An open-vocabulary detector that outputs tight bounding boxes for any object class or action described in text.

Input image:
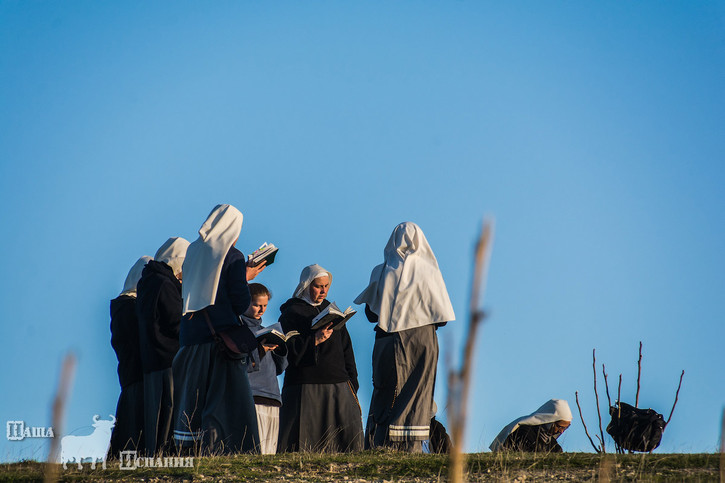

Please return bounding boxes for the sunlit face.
[244,295,269,319]
[308,276,330,303]
[551,420,571,436]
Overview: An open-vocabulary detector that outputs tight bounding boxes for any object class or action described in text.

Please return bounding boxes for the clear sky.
[1,1,724,462]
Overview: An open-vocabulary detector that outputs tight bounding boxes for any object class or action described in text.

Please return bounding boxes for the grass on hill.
[1,450,721,482]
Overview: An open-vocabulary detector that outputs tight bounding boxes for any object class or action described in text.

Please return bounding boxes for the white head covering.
[119,256,152,297]
[293,264,332,306]
[154,237,190,277]
[182,204,244,314]
[489,399,573,451]
[354,222,455,333]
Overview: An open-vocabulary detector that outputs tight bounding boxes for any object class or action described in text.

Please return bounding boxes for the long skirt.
[143,368,174,455]
[255,404,279,455]
[172,342,259,455]
[278,381,363,453]
[109,380,145,456]
[365,324,438,452]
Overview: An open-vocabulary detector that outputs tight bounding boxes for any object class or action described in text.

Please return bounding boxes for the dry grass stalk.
[665,370,684,427]
[635,341,642,408]
[617,374,622,405]
[575,391,601,453]
[598,453,613,483]
[602,364,612,410]
[716,410,725,483]
[45,352,77,483]
[448,218,494,483]
[592,349,606,453]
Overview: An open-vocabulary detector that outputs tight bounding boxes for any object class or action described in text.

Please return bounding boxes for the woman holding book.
[240,283,288,454]
[277,264,363,453]
[172,204,261,454]
[354,222,455,452]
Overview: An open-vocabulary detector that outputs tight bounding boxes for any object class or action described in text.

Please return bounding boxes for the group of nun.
[109,203,573,457]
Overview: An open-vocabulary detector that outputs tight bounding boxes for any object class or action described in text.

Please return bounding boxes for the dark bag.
[606,402,665,452]
[429,417,451,454]
[201,310,255,361]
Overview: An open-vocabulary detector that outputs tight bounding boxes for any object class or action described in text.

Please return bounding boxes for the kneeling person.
[490,399,572,453]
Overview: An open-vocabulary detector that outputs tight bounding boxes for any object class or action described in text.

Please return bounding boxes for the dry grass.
[1,451,719,482]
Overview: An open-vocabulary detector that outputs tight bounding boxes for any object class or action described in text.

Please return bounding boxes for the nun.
[172,204,260,454]
[354,222,455,452]
[489,399,572,453]
[136,237,190,455]
[278,264,363,453]
[109,255,151,456]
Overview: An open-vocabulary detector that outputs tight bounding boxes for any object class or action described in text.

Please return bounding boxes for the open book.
[251,322,299,346]
[310,302,357,331]
[248,242,279,267]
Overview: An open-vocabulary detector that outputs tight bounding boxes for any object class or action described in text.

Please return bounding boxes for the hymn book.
[248,242,279,267]
[310,303,357,331]
[251,323,299,346]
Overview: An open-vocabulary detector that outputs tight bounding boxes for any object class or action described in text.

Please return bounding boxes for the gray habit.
[279,381,363,453]
[365,324,438,452]
[172,342,259,454]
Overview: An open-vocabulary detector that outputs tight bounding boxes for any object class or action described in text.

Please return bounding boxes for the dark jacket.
[179,246,254,348]
[279,297,359,392]
[110,295,143,388]
[501,424,563,453]
[136,260,182,373]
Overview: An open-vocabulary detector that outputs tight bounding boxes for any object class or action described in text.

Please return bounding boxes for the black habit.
[109,295,145,455]
[278,297,362,452]
[136,260,182,455]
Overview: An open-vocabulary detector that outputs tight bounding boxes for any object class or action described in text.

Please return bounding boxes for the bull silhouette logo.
[60,415,116,469]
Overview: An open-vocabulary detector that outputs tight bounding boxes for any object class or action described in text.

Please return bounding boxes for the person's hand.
[314,324,333,346]
[261,343,278,353]
[246,260,267,281]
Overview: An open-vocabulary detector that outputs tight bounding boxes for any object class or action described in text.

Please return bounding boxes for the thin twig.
[45,353,77,482]
[575,391,600,453]
[617,374,622,406]
[602,364,612,409]
[635,341,642,408]
[720,409,725,481]
[593,349,606,453]
[665,370,685,427]
[449,218,494,483]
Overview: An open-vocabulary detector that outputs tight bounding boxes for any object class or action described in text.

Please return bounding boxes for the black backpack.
[429,417,451,454]
[606,402,665,452]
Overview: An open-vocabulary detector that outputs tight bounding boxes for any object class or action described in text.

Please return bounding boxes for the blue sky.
[1,1,724,461]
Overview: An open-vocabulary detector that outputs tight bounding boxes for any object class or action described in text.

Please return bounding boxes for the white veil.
[354,222,455,332]
[489,399,573,451]
[182,204,244,314]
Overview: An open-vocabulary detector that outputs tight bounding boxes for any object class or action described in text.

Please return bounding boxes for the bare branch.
[575,391,601,453]
[720,408,724,482]
[593,349,606,453]
[635,341,642,408]
[602,364,612,409]
[45,352,77,482]
[617,374,622,406]
[665,370,685,427]
[449,218,494,483]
